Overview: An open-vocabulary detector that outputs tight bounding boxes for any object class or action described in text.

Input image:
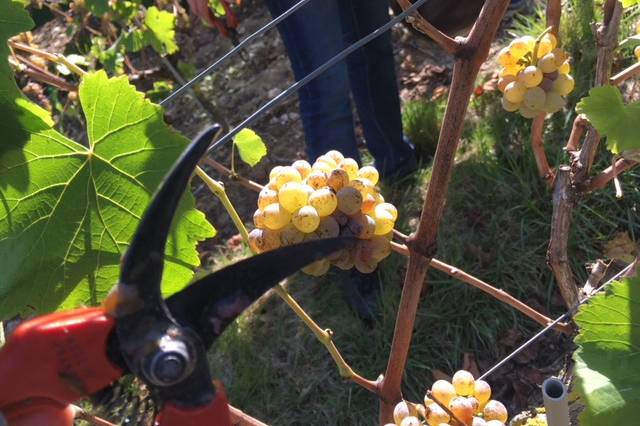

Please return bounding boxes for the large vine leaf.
[573,277,640,426]
[0,1,215,318]
[576,86,640,155]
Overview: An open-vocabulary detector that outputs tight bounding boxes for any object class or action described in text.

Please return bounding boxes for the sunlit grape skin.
[483,400,508,423]
[308,187,338,217]
[452,370,475,396]
[336,187,363,215]
[473,379,492,406]
[393,401,415,425]
[448,396,474,425]
[431,380,456,406]
[426,403,450,426]
[278,182,309,213]
[292,205,320,233]
[263,203,291,230]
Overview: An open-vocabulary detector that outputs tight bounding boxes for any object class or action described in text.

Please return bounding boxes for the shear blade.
[166,237,354,347]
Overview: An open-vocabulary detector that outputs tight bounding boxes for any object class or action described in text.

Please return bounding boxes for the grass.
[204,5,640,425]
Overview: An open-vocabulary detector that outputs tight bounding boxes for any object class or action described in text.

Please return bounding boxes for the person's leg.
[338,0,416,177]
[263,0,361,162]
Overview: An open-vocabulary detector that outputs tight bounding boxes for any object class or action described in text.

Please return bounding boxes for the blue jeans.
[264,0,415,176]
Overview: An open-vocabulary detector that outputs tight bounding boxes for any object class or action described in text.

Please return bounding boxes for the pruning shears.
[0,124,350,425]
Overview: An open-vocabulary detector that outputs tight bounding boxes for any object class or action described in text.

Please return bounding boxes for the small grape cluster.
[389,370,508,426]
[497,32,574,118]
[249,150,397,276]
[634,22,640,61]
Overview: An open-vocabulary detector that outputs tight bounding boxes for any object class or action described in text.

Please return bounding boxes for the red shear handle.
[0,308,122,412]
[156,389,231,426]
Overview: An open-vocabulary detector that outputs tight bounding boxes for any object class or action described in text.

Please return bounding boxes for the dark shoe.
[340,269,381,327]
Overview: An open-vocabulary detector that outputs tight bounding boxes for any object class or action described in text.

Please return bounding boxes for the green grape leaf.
[573,277,640,426]
[122,29,150,53]
[144,6,178,55]
[0,2,215,318]
[576,86,640,154]
[621,0,640,7]
[209,0,227,16]
[233,128,267,167]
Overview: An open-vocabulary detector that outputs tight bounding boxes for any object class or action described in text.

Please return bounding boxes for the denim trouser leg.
[263,0,361,163]
[339,0,415,175]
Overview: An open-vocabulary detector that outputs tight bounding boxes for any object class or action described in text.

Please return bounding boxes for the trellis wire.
[160,0,314,106]
[478,261,636,381]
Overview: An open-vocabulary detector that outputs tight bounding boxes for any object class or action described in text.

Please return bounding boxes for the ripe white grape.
[509,36,534,58]
[538,53,558,73]
[504,81,527,103]
[473,417,488,426]
[452,370,475,396]
[518,65,543,88]
[448,396,474,426]
[552,73,574,96]
[497,47,518,67]
[339,158,359,180]
[263,203,291,230]
[376,203,398,221]
[558,60,570,74]
[305,170,328,190]
[368,236,391,261]
[373,209,395,235]
[497,75,516,92]
[501,97,520,112]
[393,401,415,425]
[292,205,320,233]
[536,34,555,57]
[253,209,266,229]
[280,223,305,246]
[544,91,566,113]
[248,228,281,253]
[523,87,546,110]
[431,380,456,406]
[426,403,451,426]
[551,48,567,66]
[337,187,363,215]
[473,380,492,406]
[519,105,540,119]
[327,168,350,192]
[358,165,379,185]
[399,416,421,426]
[278,182,309,213]
[274,166,302,190]
[483,400,508,423]
[346,213,376,239]
[316,155,338,169]
[361,193,377,215]
[635,45,640,61]
[311,161,333,174]
[316,216,340,238]
[269,165,284,181]
[291,159,311,179]
[258,188,279,210]
[325,149,344,164]
[308,187,338,216]
[349,178,374,198]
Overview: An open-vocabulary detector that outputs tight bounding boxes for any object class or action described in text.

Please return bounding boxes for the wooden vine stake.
[380,0,510,422]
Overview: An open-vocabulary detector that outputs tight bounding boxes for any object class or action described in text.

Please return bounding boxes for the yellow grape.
[472,418,488,426]
[543,91,566,114]
[325,149,344,164]
[551,48,567,66]
[311,161,333,174]
[291,159,312,179]
[558,60,570,74]
[635,45,640,61]
[357,165,379,185]
[373,209,395,235]
[301,183,315,197]
[274,166,302,190]
[393,401,416,425]
[316,216,340,238]
[399,417,421,426]
[253,209,266,229]
[302,259,330,276]
[497,75,516,92]
[536,34,555,57]
[424,394,435,407]
[431,380,456,406]
[517,65,543,88]
[339,158,359,180]
[327,168,350,192]
[497,47,518,67]
[449,396,474,426]
[426,403,450,426]
[332,249,355,270]
[269,165,284,181]
[336,187,363,215]
[280,223,305,246]
[349,178,374,198]
[467,396,480,413]
[375,203,398,221]
[523,87,546,111]
[483,400,508,423]
[248,228,281,253]
[503,81,527,103]
[308,187,338,216]
[370,236,391,261]
[316,154,338,169]
[519,105,540,119]
[265,180,278,191]
[501,97,520,112]
[473,380,492,406]
[538,53,558,73]
[346,213,376,239]
[485,421,506,426]
[552,73,574,96]
[361,193,377,215]
[500,64,522,77]
[415,403,426,419]
[305,170,328,190]
[452,370,475,396]
[292,205,320,233]
[509,36,534,58]
[262,203,291,230]
[258,188,279,210]
[278,182,309,213]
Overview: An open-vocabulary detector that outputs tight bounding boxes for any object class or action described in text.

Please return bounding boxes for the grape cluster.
[249,150,397,276]
[634,23,640,61]
[388,370,508,426]
[497,32,574,118]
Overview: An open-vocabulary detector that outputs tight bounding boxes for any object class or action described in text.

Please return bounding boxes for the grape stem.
[585,157,638,193]
[9,40,87,76]
[531,26,553,65]
[530,114,555,186]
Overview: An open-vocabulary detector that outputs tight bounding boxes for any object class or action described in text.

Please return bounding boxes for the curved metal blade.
[166,237,354,347]
[116,124,221,316]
